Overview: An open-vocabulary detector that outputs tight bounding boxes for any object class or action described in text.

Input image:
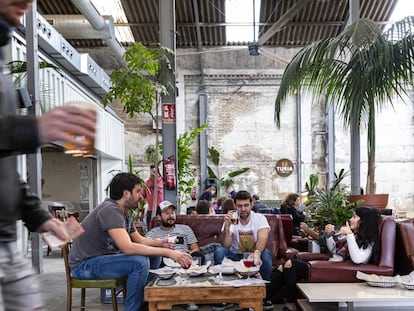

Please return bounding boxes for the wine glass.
[242,252,255,279]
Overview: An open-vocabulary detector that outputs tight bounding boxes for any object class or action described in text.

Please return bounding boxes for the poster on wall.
[162,103,176,124]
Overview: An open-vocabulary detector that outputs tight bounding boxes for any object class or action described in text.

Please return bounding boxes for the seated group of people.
[68,173,381,311]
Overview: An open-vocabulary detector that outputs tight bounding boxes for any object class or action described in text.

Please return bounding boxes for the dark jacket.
[0,21,51,241]
[280,205,305,235]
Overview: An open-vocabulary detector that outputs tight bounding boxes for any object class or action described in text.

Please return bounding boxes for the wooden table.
[145,274,265,311]
[297,283,414,311]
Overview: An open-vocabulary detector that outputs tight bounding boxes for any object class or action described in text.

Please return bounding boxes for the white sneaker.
[186,303,199,311]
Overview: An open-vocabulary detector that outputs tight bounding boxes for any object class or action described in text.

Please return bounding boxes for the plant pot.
[348,194,389,209]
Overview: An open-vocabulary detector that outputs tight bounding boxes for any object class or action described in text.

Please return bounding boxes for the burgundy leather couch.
[394,218,414,275]
[149,214,294,267]
[299,216,397,282]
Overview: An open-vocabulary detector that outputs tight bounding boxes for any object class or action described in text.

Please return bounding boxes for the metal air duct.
[44,15,114,40]
[70,0,126,65]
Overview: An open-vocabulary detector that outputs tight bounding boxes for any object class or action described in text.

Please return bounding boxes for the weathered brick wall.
[116,47,414,210]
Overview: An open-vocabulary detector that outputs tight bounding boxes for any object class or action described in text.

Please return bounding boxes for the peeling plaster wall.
[121,47,414,210]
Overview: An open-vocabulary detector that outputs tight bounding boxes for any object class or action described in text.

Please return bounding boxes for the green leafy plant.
[8,60,60,112]
[304,173,319,198]
[306,169,355,227]
[177,124,208,205]
[274,17,414,194]
[207,146,249,197]
[104,42,173,216]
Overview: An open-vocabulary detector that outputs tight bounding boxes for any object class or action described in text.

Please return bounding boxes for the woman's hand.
[337,221,352,235]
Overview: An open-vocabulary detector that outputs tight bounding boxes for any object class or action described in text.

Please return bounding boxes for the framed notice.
[162,103,176,124]
[275,159,294,177]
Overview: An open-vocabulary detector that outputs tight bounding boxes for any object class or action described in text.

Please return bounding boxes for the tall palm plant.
[274,17,414,194]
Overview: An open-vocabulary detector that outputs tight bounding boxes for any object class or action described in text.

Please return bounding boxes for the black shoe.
[212,303,234,311]
[263,298,273,310]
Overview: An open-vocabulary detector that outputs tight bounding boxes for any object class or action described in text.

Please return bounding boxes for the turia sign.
[275,159,294,177]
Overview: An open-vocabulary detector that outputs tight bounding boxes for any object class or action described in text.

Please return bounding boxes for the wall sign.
[162,103,176,124]
[275,158,294,177]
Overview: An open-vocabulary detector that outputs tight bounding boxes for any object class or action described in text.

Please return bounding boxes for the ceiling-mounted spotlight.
[248,43,261,56]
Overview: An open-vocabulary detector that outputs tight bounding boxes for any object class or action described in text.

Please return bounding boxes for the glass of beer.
[64,101,97,157]
[231,210,239,225]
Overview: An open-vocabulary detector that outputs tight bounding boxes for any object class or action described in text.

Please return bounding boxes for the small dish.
[235,265,260,278]
[401,282,414,290]
[366,281,397,288]
[157,268,176,280]
[209,265,235,275]
[188,265,207,277]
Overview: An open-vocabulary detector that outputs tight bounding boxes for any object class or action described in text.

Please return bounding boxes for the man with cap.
[146,200,205,311]
[69,173,192,311]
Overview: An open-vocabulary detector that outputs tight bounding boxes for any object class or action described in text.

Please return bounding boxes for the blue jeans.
[214,247,273,281]
[71,253,160,311]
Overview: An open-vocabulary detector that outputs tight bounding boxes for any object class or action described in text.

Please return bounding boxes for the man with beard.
[69,173,192,311]
[146,200,204,311]
[212,190,274,311]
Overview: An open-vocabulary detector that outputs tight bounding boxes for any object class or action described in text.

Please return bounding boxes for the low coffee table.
[297,283,414,311]
[145,273,265,311]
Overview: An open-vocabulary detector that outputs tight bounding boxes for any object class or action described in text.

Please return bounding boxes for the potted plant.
[177,124,208,206]
[207,146,250,198]
[274,17,414,204]
[306,169,355,228]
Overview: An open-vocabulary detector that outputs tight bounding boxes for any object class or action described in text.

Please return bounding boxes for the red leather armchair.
[395,218,414,275]
[304,216,396,282]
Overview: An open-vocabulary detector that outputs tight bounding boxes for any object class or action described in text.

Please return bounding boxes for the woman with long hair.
[280,193,305,235]
[270,206,380,311]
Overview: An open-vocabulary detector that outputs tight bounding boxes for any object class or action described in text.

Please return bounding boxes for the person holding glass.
[269,206,380,311]
[213,190,274,311]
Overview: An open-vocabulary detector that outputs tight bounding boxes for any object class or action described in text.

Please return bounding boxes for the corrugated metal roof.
[37,0,398,64]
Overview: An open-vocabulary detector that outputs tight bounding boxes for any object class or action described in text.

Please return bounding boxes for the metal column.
[159,0,178,203]
[26,2,43,273]
[349,0,361,194]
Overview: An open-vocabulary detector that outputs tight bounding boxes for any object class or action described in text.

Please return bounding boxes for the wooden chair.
[62,243,127,311]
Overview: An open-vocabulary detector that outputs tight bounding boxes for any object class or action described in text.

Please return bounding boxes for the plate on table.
[366,281,397,288]
[209,264,236,275]
[401,283,414,290]
[156,267,176,280]
[188,265,208,277]
[163,257,180,268]
[234,262,260,278]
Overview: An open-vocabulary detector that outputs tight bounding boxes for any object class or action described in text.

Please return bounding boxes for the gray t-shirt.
[146,224,197,253]
[68,198,136,269]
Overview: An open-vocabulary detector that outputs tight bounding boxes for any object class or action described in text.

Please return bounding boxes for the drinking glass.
[63,101,97,157]
[242,252,255,279]
[231,210,239,225]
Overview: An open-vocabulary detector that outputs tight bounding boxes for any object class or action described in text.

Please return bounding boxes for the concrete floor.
[38,250,283,311]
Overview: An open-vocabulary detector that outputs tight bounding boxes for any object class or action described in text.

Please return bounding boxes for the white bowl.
[157,268,176,280]
[235,265,260,277]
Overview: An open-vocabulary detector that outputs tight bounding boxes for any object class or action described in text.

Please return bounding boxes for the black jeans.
[269,259,309,303]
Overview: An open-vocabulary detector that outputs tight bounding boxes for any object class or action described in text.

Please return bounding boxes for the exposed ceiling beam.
[257,0,315,46]
[192,0,203,51]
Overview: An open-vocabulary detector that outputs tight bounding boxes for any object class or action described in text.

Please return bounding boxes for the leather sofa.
[148,214,294,266]
[299,216,397,282]
[394,218,414,275]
